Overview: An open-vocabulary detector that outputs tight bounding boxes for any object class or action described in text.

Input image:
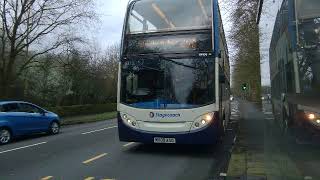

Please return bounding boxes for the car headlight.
[190,112,215,131]
[306,112,320,126]
[121,113,139,128]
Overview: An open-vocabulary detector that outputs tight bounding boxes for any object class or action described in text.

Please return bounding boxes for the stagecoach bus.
[117,0,230,144]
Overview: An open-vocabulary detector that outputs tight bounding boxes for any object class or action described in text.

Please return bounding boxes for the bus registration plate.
[154,137,176,144]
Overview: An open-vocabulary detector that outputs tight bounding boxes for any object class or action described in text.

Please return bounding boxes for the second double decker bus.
[270,0,320,140]
[117,0,230,144]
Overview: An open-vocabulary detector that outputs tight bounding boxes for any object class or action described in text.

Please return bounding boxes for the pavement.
[227,99,320,180]
[0,107,240,180]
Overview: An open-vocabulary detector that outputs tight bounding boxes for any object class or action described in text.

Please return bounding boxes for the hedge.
[46,103,117,118]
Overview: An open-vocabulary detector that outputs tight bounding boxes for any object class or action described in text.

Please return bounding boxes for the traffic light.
[242,83,247,91]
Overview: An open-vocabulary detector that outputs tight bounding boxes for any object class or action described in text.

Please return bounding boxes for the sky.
[94,0,281,86]
[94,0,129,47]
[259,0,282,86]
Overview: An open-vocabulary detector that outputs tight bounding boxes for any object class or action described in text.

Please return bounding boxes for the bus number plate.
[154,137,176,144]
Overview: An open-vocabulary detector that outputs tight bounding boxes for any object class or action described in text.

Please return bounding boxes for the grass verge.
[61,112,117,126]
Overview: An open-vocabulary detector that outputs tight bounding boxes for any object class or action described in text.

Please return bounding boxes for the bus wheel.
[220,115,226,137]
[281,110,290,135]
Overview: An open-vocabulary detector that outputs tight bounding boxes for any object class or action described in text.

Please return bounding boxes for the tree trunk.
[0,77,10,99]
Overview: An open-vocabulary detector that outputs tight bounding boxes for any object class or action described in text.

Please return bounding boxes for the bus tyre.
[282,110,304,144]
[217,120,226,144]
[281,111,290,135]
[281,110,297,143]
[219,115,226,138]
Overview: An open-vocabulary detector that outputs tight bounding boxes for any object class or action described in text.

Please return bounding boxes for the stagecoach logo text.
[149,112,181,118]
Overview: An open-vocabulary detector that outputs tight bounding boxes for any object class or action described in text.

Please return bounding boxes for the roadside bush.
[47,103,116,117]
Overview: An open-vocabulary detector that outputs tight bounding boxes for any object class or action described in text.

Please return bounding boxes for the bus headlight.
[191,112,215,131]
[306,112,320,126]
[203,112,214,121]
[307,113,316,120]
[121,113,139,128]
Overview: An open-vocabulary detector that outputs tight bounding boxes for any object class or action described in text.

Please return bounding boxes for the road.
[0,106,239,180]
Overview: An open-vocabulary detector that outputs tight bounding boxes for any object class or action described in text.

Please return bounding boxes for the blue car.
[0,101,61,145]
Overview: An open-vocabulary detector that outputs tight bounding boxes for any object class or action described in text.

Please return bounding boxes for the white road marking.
[220,173,227,177]
[266,117,274,120]
[41,176,53,180]
[0,141,47,154]
[123,142,135,147]
[264,112,273,115]
[84,177,95,180]
[81,126,118,135]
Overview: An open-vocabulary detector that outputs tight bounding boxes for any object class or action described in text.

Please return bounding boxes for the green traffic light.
[242,83,247,91]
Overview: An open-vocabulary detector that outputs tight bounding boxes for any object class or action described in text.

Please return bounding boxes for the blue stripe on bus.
[288,0,297,49]
[213,0,220,57]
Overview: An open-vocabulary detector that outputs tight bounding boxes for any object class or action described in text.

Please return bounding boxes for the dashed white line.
[304,176,313,180]
[0,141,47,154]
[81,126,118,135]
[219,173,227,177]
[233,136,237,144]
[41,176,53,180]
[266,117,274,120]
[123,142,135,147]
[84,177,95,180]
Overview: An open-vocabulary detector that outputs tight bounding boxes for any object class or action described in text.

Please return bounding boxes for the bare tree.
[229,0,262,102]
[0,0,95,98]
[99,44,119,102]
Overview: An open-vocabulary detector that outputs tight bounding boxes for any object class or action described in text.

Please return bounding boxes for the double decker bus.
[270,0,320,139]
[117,0,230,144]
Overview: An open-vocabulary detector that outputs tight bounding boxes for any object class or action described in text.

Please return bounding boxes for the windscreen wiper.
[123,55,163,72]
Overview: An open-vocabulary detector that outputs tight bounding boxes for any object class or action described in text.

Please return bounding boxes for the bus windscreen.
[297,0,320,20]
[120,56,215,109]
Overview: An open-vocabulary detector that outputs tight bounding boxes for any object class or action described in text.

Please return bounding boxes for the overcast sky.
[259,0,281,86]
[94,0,280,86]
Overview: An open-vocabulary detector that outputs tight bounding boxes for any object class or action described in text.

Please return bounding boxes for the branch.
[16,40,64,77]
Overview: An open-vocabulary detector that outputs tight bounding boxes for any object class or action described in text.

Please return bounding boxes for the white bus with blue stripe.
[117,0,230,144]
